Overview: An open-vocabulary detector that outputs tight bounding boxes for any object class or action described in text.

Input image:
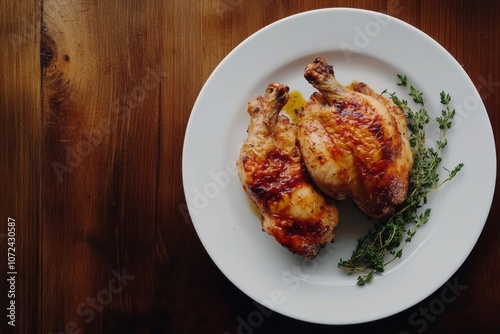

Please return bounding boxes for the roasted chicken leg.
[298,57,413,219]
[238,83,339,258]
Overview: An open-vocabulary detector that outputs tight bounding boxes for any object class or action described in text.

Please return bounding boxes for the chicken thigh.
[238,82,339,259]
[298,57,413,219]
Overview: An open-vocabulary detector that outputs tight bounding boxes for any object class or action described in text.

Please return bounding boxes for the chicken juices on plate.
[238,83,339,259]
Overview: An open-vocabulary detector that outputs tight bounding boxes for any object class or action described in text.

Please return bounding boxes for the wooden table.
[1,0,499,333]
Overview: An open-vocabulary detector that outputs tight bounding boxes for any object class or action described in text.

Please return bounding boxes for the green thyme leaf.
[338,75,464,285]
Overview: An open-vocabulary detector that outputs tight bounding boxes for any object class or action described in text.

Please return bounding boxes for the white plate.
[182,8,496,324]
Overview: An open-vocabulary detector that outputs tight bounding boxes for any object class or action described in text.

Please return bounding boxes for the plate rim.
[182,7,497,325]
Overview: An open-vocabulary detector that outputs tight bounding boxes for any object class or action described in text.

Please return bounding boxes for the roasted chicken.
[298,57,413,219]
[238,83,339,259]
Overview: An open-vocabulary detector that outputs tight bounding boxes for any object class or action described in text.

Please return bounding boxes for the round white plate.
[182,8,496,324]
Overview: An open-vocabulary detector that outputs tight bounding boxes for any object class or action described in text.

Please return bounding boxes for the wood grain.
[0,1,41,333]
[40,0,168,332]
[1,0,499,333]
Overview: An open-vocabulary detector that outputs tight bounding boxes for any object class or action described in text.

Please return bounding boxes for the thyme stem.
[338,75,464,285]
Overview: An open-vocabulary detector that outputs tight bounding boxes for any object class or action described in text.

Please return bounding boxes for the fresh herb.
[338,75,464,285]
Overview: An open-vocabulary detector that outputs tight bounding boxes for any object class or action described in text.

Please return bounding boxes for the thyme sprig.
[338,75,464,285]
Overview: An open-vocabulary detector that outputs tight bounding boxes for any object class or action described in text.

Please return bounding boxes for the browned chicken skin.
[238,83,339,259]
[298,57,413,219]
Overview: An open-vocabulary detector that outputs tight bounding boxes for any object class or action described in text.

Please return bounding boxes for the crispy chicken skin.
[298,57,413,219]
[238,83,339,259]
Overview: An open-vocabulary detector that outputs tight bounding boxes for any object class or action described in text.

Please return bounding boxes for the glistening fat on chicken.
[237,83,339,259]
[298,57,413,219]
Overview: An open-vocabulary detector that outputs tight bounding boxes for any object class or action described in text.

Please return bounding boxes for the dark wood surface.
[1,0,499,333]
